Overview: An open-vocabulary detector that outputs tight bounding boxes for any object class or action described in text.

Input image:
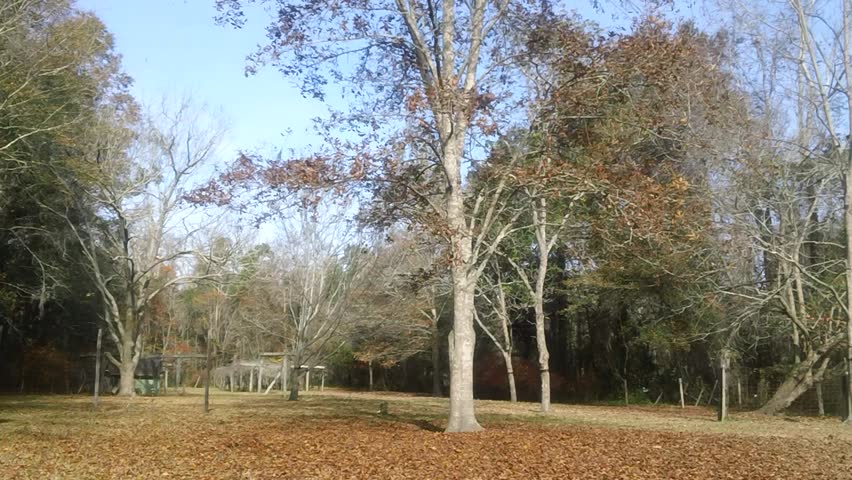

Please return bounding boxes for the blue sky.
[77,0,330,163]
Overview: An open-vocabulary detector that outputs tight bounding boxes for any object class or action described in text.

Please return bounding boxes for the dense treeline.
[2,0,851,429]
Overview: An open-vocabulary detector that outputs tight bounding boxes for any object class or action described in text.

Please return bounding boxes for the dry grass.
[1,389,850,479]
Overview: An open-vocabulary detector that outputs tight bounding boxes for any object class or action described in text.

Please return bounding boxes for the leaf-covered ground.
[1,390,850,479]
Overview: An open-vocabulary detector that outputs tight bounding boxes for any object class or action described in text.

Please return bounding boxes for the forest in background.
[1,0,851,430]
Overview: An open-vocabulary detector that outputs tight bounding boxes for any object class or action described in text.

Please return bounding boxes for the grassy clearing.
[1,389,850,479]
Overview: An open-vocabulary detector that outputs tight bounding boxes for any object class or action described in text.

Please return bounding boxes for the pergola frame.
[259,352,326,394]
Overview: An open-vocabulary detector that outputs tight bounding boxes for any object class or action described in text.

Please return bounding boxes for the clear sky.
[77,0,330,164]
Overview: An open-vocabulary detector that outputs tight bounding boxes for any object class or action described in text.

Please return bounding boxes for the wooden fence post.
[707,379,718,406]
[718,350,729,422]
[93,329,102,409]
[737,378,742,407]
[678,377,685,408]
[204,331,211,414]
[176,359,183,395]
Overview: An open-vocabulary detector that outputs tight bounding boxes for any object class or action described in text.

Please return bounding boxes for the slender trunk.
[93,329,102,409]
[431,315,442,397]
[535,286,550,412]
[533,199,551,413]
[816,380,824,417]
[502,351,517,403]
[368,360,374,392]
[534,267,550,412]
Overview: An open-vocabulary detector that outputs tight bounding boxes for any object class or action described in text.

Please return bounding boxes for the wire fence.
[674,366,848,417]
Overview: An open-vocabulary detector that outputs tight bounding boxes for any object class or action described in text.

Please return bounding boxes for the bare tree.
[50,98,225,395]
[241,207,371,400]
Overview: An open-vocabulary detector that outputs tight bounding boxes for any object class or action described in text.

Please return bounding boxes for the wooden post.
[176,359,183,395]
[257,366,263,393]
[737,378,742,407]
[707,379,718,406]
[249,367,254,392]
[678,377,685,408]
[204,332,211,414]
[694,386,704,407]
[321,369,325,392]
[623,378,629,406]
[718,351,729,422]
[93,329,102,409]
[306,369,311,391]
[164,367,169,392]
[264,372,281,394]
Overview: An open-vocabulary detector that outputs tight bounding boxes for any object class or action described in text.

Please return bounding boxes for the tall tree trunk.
[444,132,482,432]
[502,351,517,403]
[368,360,374,392]
[845,167,852,422]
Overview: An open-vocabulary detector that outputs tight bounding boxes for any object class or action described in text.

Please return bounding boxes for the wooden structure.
[212,360,281,392]
[209,353,327,395]
[159,354,207,394]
